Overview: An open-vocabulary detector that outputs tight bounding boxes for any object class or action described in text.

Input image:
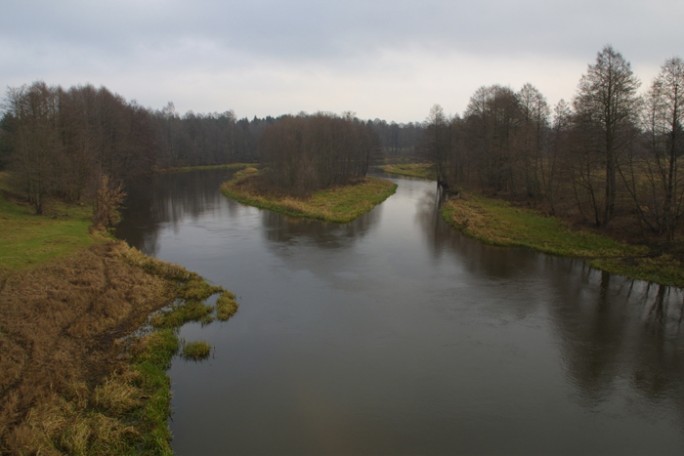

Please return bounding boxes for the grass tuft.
[181,341,212,360]
[216,290,239,321]
[150,301,215,328]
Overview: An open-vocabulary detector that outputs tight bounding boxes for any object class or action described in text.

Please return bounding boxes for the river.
[116,169,684,455]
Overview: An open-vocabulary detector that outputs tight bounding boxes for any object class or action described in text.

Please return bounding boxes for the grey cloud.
[1,0,682,120]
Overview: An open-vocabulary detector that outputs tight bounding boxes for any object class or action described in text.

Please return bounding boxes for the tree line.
[426,45,683,245]
[0,81,421,216]
[2,45,680,244]
[259,113,378,195]
[0,83,268,215]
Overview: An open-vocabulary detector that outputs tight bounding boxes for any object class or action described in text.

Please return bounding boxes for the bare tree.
[541,99,571,214]
[259,113,375,195]
[573,45,640,226]
[517,83,550,198]
[634,57,684,242]
[425,104,450,188]
[92,174,126,231]
[464,85,523,195]
[4,82,61,214]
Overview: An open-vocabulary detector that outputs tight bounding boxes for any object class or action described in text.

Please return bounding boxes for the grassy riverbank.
[0,175,238,455]
[221,168,397,223]
[442,194,684,287]
[156,162,257,174]
[378,163,436,179]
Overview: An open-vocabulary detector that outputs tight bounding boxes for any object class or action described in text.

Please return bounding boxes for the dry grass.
[92,370,143,416]
[0,239,241,454]
[216,290,239,321]
[0,172,244,454]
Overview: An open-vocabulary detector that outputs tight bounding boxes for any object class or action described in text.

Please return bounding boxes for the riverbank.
[441,194,684,287]
[0,177,237,454]
[378,163,435,179]
[221,168,397,223]
[156,162,257,174]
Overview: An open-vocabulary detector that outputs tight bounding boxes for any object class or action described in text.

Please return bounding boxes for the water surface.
[117,169,684,455]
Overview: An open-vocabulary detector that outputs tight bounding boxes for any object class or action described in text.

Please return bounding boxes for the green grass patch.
[131,328,178,455]
[379,163,436,179]
[221,169,397,223]
[216,290,238,321]
[441,194,684,287]
[0,175,100,271]
[181,341,212,360]
[156,162,258,174]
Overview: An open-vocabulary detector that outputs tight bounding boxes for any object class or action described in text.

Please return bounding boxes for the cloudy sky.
[1,0,682,122]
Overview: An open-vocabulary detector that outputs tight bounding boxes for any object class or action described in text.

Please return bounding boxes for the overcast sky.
[1,0,682,122]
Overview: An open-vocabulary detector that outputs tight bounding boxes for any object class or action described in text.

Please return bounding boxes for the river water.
[116,169,684,455]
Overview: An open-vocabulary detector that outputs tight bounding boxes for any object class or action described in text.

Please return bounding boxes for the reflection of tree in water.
[261,204,381,249]
[258,201,383,294]
[414,179,684,416]
[116,169,238,255]
[115,176,160,255]
[547,259,684,413]
[414,184,540,281]
[547,267,627,401]
[632,284,684,422]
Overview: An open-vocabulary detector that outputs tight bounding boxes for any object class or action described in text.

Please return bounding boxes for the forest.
[0,45,682,246]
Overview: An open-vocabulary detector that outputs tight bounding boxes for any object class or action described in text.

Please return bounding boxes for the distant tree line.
[427,45,684,245]
[369,120,424,161]
[0,81,424,215]
[259,113,378,195]
[0,83,266,215]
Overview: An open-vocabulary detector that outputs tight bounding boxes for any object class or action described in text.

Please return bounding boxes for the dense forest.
[1,45,681,245]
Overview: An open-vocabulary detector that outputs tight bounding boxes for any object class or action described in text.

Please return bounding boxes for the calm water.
[117,169,684,455]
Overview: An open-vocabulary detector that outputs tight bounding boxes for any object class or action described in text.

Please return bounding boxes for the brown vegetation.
[259,113,377,195]
[0,242,180,454]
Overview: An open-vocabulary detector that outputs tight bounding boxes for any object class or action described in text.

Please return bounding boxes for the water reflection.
[116,169,239,255]
[261,204,381,248]
[411,178,684,415]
